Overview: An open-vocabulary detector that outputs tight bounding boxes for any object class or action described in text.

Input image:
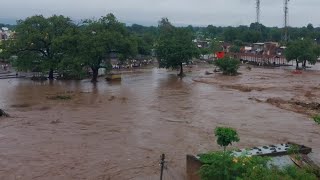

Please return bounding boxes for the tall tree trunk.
[48,69,54,80]
[303,60,306,69]
[178,62,184,77]
[91,67,99,83]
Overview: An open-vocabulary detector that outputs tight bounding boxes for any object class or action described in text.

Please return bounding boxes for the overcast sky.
[0,0,319,27]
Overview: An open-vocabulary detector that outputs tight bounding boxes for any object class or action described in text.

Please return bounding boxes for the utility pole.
[160,154,165,180]
[284,0,290,42]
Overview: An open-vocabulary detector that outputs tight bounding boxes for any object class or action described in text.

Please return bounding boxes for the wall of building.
[186,155,202,180]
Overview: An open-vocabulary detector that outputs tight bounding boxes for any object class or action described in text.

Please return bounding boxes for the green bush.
[199,152,270,180]
[313,115,320,124]
[214,127,240,151]
[199,126,318,180]
[214,57,240,75]
[199,152,318,180]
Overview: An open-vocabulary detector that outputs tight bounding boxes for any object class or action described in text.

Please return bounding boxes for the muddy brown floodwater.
[0,67,319,180]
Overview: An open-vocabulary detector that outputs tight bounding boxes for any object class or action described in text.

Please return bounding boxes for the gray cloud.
[0,0,319,27]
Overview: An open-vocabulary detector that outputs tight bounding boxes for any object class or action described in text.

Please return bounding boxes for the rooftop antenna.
[284,0,290,42]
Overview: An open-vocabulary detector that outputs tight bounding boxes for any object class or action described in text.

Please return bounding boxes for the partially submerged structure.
[186,142,319,180]
[229,42,289,66]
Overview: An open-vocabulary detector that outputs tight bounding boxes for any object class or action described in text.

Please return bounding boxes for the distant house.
[276,46,286,56]
[0,31,5,40]
[235,41,287,60]
[263,42,279,56]
[193,39,210,49]
[0,27,12,40]
[243,46,253,53]
[252,43,264,54]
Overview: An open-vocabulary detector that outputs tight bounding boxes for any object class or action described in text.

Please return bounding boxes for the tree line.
[125,22,320,71]
[1,14,320,82]
[128,22,320,44]
[199,23,320,43]
[0,14,201,81]
[0,14,155,82]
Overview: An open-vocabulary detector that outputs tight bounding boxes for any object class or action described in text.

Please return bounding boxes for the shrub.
[214,127,240,151]
[199,152,318,180]
[199,127,318,180]
[199,152,270,180]
[214,57,240,75]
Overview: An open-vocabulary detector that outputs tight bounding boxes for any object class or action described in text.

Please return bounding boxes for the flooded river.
[0,68,319,180]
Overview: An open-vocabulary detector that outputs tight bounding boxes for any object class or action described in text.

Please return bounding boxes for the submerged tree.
[65,14,137,82]
[285,39,320,70]
[156,18,199,77]
[2,15,76,79]
[214,57,240,76]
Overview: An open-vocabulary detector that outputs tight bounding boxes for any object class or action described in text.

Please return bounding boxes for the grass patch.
[313,115,320,124]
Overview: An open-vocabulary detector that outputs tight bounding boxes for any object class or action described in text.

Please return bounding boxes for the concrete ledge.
[186,142,313,180]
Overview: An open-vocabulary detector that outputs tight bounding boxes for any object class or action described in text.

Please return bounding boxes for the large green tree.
[285,39,320,69]
[156,18,199,77]
[1,15,75,79]
[66,14,137,82]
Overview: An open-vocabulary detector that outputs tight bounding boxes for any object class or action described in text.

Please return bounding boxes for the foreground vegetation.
[199,152,317,180]
[199,127,319,180]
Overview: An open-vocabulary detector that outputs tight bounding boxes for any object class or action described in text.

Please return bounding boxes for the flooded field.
[0,67,319,180]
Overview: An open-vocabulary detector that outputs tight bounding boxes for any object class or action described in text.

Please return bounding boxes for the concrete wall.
[186,155,202,180]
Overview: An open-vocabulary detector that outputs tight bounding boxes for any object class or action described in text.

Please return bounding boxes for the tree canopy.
[214,127,240,151]
[1,15,76,79]
[285,39,320,69]
[1,14,140,82]
[156,18,199,77]
[63,14,138,82]
[3,15,320,82]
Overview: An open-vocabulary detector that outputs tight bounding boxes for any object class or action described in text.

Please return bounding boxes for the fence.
[228,53,292,66]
